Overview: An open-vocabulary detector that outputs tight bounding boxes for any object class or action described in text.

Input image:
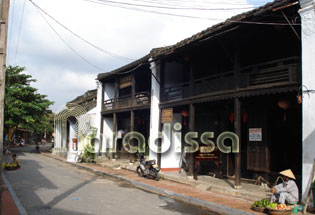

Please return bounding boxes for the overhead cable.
[29,0,134,62]
[14,0,26,66]
[82,0,301,25]
[93,0,256,11]
[30,1,106,72]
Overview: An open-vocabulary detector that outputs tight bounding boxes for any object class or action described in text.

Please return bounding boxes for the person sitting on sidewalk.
[11,154,21,168]
[271,169,298,205]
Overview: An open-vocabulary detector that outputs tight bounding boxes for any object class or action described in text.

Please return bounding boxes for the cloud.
[6,0,267,112]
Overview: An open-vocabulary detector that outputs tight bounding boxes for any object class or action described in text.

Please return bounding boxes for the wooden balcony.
[162,57,300,102]
[102,91,151,112]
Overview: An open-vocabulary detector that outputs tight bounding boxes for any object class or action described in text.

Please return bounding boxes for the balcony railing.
[162,57,300,101]
[102,91,151,111]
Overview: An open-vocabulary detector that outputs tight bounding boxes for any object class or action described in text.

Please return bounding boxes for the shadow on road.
[4,150,98,215]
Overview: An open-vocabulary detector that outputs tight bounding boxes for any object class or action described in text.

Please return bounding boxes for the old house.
[54,89,97,162]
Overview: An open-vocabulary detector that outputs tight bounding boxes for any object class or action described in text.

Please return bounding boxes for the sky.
[6,0,272,112]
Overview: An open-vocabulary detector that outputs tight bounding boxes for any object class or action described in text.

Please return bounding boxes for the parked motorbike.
[136,154,160,181]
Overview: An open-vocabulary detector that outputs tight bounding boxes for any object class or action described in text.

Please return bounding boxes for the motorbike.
[136,154,160,181]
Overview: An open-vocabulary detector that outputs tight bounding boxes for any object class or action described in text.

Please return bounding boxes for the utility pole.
[0,0,10,214]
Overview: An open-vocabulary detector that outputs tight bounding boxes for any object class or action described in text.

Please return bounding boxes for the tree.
[4,66,54,142]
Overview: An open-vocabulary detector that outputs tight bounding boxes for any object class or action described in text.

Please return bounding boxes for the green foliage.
[82,143,95,161]
[4,66,54,136]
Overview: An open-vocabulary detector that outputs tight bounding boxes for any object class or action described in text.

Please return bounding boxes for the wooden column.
[188,103,195,177]
[130,110,135,163]
[98,115,104,156]
[189,61,194,97]
[114,78,119,108]
[98,82,105,156]
[112,112,117,159]
[233,44,241,189]
[234,97,241,188]
[131,72,135,106]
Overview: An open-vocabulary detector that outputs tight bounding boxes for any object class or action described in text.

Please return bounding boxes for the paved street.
[4,147,218,215]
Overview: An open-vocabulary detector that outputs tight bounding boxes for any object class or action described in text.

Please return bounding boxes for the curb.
[2,173,28,215]
[41,153,257,215]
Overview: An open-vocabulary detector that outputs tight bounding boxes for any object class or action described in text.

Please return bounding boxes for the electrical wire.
[31,2,106,72]
[13,0,26,66]
[29,0,134,61]
[7,0,16,64]
[82,0,301,25]
[93,0,256,11]
[82,0,224,21]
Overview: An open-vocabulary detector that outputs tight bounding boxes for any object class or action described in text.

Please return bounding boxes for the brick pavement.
[2,183,20,215]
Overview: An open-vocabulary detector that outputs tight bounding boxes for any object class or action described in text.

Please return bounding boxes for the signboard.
[161,108,173,123]
[196,147,219,164]
[249,128,262,141]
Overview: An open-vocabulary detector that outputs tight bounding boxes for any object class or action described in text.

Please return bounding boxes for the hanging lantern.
[277,100,291,121]
[296,95,302,104]
[229,113,235,124]
[181,110,189,117]
[277,100,291,110]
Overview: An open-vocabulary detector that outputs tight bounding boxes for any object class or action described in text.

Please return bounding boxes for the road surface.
[4,147,218,215]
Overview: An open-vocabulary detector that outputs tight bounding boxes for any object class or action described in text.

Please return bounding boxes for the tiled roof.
[96,0,297,80]
[96,54,150,81]
[150,0,297,59]
[67,89,97,112]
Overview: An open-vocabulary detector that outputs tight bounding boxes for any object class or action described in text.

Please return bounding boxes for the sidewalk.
[94,157,271,202]
[2,183,19,215]
[43,153,269,215]
[2,173,27,215]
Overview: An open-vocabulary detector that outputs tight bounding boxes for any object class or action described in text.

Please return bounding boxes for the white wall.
[105,82,115,100]
[149,58,160,162]
[299,0,315,202]
[96,81,103,155]
[67,118,77,162]
[103,117,114,153]
[161,113,182,170]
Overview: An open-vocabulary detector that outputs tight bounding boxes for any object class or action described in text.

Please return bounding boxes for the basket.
[251,206,266,213]
[5,166,19,171]
[266,207,293,215]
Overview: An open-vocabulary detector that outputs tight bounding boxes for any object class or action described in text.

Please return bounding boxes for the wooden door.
[246,109,270,172]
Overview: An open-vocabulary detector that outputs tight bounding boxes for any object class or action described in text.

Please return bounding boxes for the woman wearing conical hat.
[271,169,299,204]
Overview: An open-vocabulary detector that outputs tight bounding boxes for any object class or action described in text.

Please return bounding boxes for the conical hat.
[280,169,296,180]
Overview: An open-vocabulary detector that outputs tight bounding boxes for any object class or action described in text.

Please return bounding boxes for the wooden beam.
[188,103,195,177]
[234,97,242,189]
[233,44,241,189]
[112,113,117,159]
[130,110,135,163]
[98,114,104,156]
[99,83,105,154]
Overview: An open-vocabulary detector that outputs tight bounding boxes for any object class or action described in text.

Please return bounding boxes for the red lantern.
[229,113,235,124]
[181,110,189,117]
[296,95,302,104]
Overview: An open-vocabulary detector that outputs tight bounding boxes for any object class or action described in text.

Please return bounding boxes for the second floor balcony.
[102,91,151,112]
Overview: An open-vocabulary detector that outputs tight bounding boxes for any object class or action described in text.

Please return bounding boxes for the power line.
[13,0,26,66]
[82,0,224,21]
[7,0,16,64]
[29,0,134,62]
[82,0,301,25]
[31,1,106,72]
[93,0,255,11]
